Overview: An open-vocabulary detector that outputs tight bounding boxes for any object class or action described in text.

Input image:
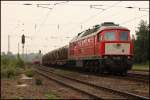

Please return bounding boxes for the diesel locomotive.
[42,22,133,75]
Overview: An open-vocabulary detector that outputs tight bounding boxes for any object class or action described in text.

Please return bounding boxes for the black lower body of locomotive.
[104,56,133,74]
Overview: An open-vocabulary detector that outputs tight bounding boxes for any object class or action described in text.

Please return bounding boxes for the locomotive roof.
[70,24,129,43]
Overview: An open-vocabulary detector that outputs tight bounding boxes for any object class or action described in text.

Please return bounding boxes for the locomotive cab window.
[97,33,101,42]
[104,32,116,41]
[120,31,128,41]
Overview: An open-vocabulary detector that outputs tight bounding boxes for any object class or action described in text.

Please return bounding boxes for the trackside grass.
[24,68,35,77]
[45,91,59,99]
[1,54,24,78]
[132,63,149,71]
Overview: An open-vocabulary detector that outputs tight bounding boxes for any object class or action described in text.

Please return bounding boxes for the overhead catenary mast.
[18,42,20,54]
[7,35,10,54]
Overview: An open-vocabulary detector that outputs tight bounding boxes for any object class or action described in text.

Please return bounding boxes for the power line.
[90,5,105,10]
[90,4,148,9]
[37,4,53,9]
[54,1,69,5]
[120,14,148,25]
[36,6,53,33]
[34,2,149,9]
[138,8,149,12]
[81,1,122,24]
[2,2,149,11]
[66,1,122,35]
[67,1,149,35]
[2,2,23,5]
[1,1,146,53]
[101,6,146,25]
[36,1,69,33]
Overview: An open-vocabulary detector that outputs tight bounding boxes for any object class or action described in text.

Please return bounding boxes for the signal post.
[21,34,25,61]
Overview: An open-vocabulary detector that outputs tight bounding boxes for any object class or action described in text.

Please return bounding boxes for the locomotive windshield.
[104,32,116,41]
[120,31,128,40]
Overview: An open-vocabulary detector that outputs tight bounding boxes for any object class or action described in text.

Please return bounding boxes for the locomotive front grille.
[105,43,130,55]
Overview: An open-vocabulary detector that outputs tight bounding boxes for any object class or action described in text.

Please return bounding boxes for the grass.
[45,91,59,99]
[24,68,34,77]
[132,63,149,71]
[1,54,24,78]
[1,66,20,78]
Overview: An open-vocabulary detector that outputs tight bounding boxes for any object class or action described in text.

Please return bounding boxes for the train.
[42,22,133,75]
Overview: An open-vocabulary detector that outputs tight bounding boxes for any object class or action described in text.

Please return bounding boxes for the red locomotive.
[42,22,133,75]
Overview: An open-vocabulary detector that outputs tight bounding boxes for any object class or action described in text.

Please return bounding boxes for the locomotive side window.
[104,32,115,41]
[120,31,128,40]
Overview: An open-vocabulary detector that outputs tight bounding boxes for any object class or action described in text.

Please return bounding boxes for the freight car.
[42,45,68,66]
[42,22,133,75]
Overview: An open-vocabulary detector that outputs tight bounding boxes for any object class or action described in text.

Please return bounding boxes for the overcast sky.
[1,1,149,54]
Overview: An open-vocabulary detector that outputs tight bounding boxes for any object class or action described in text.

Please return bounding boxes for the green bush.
[1,54,24,78]
[1,65,19,78]
[1,56,11,66]
[15,59,24,68]
[25,68,34,77]
[16,54,24,67]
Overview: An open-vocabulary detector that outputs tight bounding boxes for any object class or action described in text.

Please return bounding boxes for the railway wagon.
[42,22,133,75]
[42,45,68,66]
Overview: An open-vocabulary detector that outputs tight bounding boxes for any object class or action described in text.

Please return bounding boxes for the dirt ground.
[1,65,149,99]
[1,72,89,99]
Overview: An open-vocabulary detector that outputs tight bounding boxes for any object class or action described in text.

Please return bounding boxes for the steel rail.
[35,66,150,100]
[42,64,149,83]
[128,72,149,78]
[126,72,149,83]
[107,73,149,83]
[33,68,103,99]
[131,69,149,72]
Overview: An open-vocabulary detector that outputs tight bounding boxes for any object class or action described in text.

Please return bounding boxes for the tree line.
[132,20,149,64]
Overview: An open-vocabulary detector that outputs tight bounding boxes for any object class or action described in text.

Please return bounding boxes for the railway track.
[33,65,149,99]
[127,72,149,83]
[43,65,149,83]
[105,72,149,83]
[62,65,149,83]
[34,69,101,99]
[129,70,149,76]
[132,69,149,72]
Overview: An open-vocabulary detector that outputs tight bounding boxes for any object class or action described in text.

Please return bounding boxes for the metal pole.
[81,25,83,31]
[26,48,27,62]
[22,44,24,60]
[18,43,20,54]
[8,35,10,54]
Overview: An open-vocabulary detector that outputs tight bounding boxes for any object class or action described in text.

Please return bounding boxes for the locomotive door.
[95,33,101,56]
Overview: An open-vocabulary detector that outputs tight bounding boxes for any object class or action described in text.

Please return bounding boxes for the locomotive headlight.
[114,43,121,49]
[116,43,121,47]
